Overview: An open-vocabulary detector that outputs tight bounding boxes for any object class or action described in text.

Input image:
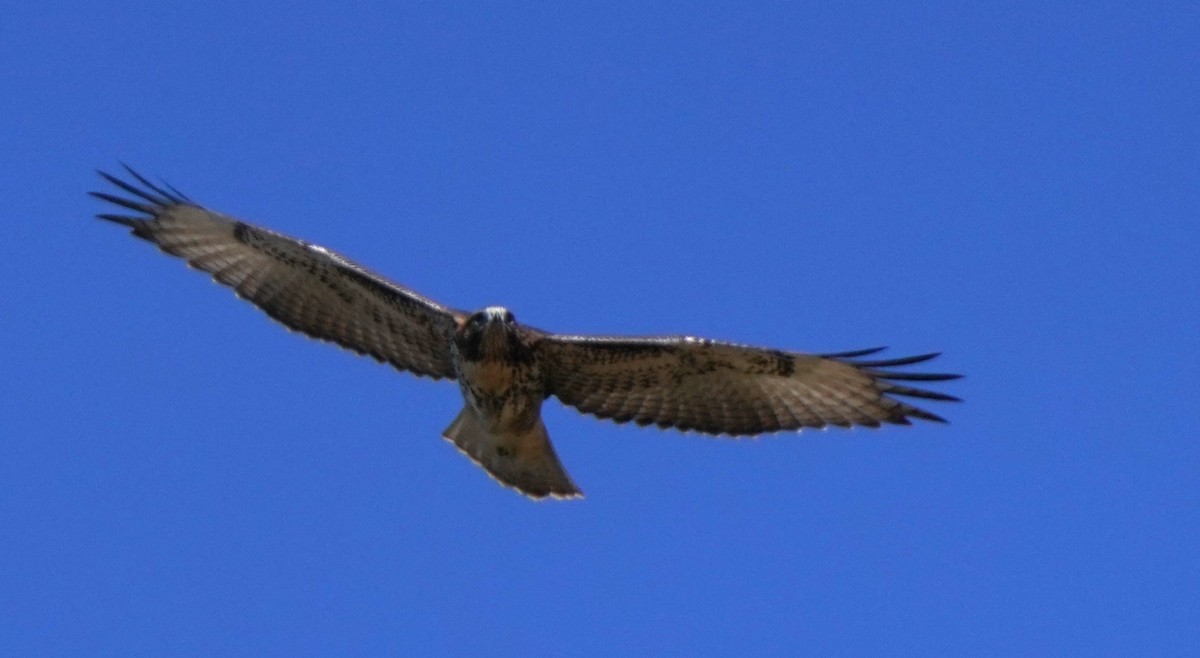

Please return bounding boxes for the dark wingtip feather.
[89,190,152,214]
[97,170,167,207]
[121,163,182,205]
[825,347,962,424]
[160,179,194,203]
[851,352,942,368]
[864,369,963,382]
[904,407,949,423]
[882,414,914,426]
[92,165,196,222]
[96,213,140,227]
[881,382,962,402]
[820,346,887,359]
[95,170,133,193]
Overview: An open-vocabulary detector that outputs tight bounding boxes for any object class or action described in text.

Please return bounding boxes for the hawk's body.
[92,167,961,500]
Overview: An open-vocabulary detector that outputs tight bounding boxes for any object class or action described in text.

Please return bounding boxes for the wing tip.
[824,346,962,424]
[897,406,950,424]
[819,346,888,359]
[95,212,140,228]
[91,164,195,221]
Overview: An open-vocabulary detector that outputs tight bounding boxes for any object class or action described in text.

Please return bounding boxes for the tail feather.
[442,407,582,500]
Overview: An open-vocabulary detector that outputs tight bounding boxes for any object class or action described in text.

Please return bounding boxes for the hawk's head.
[455,306,528,362]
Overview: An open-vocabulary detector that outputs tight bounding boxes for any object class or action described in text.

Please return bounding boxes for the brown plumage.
[92,166,961,500]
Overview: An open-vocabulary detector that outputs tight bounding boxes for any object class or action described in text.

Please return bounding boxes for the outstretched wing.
[535,334,960,435]
[92,166,467,379]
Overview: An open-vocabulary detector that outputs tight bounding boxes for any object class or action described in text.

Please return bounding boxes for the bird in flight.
[92,166,961,500]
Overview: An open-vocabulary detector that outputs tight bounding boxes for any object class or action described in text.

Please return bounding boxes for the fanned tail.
[442,407,582,500]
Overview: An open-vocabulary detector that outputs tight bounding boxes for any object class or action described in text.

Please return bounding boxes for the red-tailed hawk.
[92,166,961,500]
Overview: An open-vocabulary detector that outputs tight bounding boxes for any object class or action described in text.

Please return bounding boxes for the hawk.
[92,166,961,500]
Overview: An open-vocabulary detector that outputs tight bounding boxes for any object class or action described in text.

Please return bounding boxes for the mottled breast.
[453,346,546,432]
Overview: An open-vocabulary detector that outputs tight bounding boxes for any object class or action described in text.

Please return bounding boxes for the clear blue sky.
[2,2,1197,655]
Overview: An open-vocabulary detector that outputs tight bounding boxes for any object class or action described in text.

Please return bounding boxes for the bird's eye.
[503,310,515,323]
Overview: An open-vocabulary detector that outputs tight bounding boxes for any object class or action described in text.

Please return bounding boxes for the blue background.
[2,2,1197,655]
